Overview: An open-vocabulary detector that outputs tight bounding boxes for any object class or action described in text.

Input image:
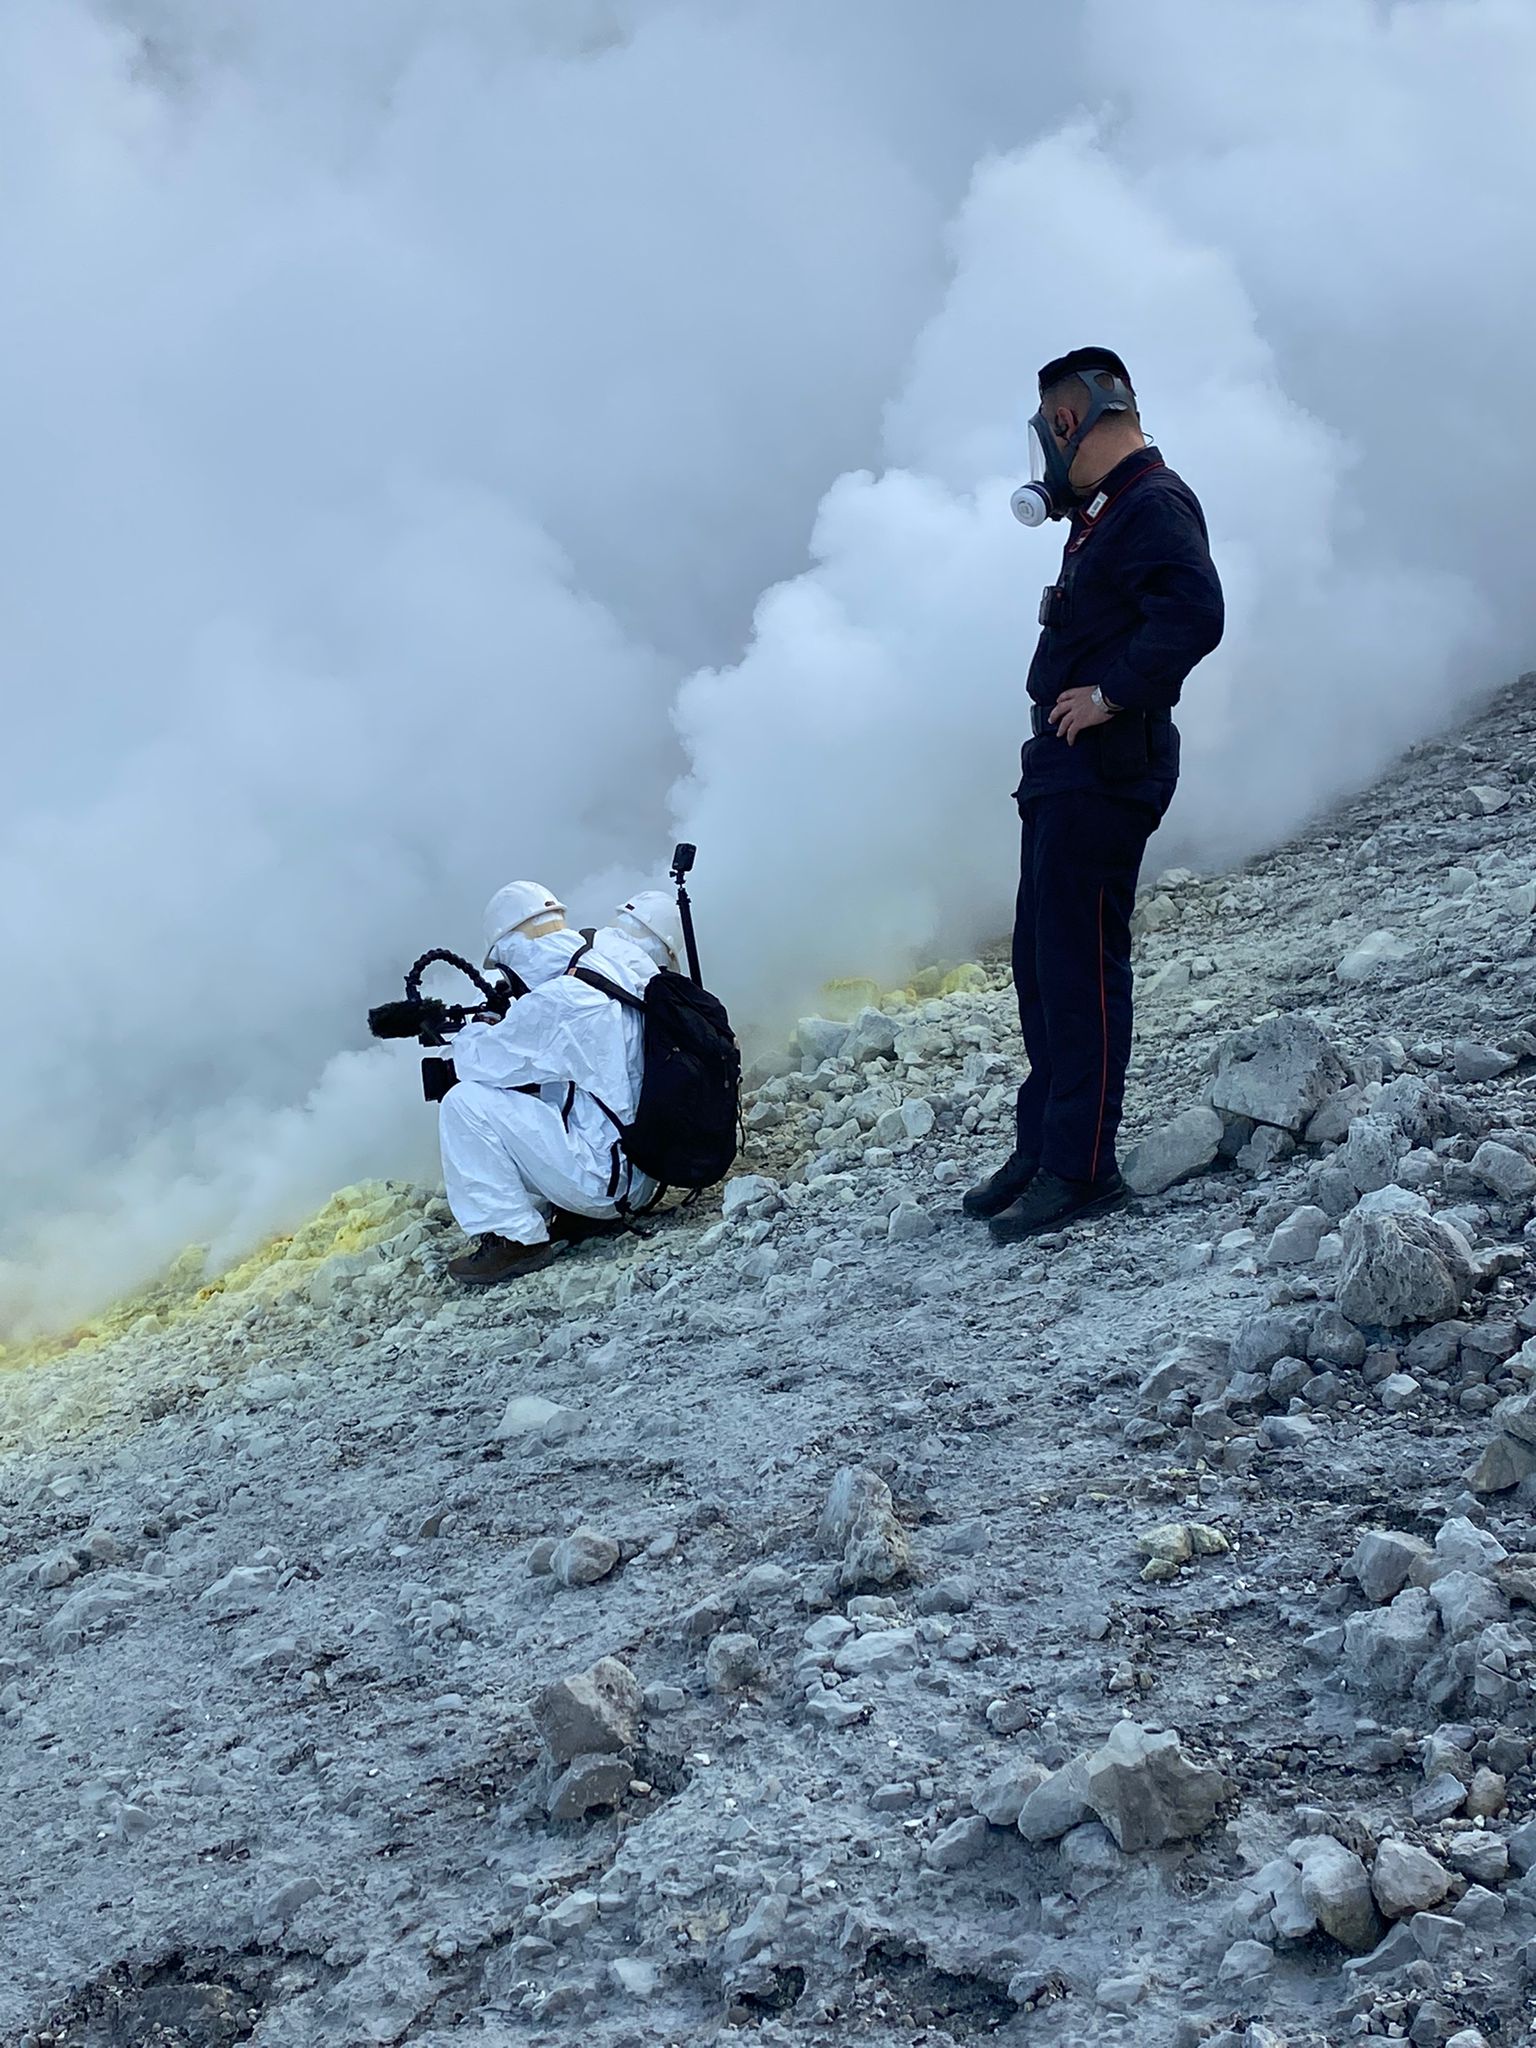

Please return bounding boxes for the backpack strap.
[562,936,648,1012]
[557,940,654,1215]
[569,965,647,1012]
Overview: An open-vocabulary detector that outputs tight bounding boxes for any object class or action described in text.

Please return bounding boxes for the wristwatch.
[1091,686,1118,713]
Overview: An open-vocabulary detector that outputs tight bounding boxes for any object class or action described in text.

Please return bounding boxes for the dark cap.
[1037,346,1135,398]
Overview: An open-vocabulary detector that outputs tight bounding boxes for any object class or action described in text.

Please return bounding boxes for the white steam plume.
[0,0,1530,1335]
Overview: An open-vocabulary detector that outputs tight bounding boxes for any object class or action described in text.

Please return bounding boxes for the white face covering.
[485,927,581,990]
[612,913,674,970]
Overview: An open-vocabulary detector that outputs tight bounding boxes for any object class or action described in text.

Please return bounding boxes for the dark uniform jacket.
[1019,446,1224,814]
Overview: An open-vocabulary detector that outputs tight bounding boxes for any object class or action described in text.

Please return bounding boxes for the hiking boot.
[962,1151,1038,1220]
[447,1233,558,1287]
[987,1169,1128,1244]
[549,1209,622,1246]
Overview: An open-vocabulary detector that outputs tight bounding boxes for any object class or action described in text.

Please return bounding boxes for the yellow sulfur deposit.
[0,1180,428,1376]
[818,977,885,1021]
[821,962,994,1018]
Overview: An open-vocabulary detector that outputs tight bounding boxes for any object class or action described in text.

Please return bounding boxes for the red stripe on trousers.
[1090,884,1108,1183]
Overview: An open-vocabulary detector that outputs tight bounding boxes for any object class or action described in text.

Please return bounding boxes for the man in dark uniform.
[966,347,1224,1241]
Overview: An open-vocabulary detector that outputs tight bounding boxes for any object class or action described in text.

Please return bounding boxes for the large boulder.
[794,1017,849,1066]
[1336,1207,1473,1329]
[1371,1839,1452,1920]
[1305,1085,1370,1145]
[1492,1391,1536,1448]
[1228,1308,1312,1377]
[1348,1528,1433,1604]
[1265,1204,1330,1265]
[1471,1141,1536,1203]
[815,1466,911,1590]
[974,1758,1050,1827]
[1016,1757,1094,1844]
[533,1658,643,1764]
[1469,1431,1536,1494]
[1335,1117,1407,1196]
[1342,1587,1438,1699]
[1137,1336,1229,1409]
[1337,930,1418,983]
[843,1009,898,1064]
[1293,1835,1383,1953]
[1123,1106,1223,1196]
[1082,1722,1229,1850]
[1211,1015,1349,1134]
[1374,1074,1453,1148]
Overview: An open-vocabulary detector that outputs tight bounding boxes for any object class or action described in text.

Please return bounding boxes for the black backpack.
[567,948,741,1196]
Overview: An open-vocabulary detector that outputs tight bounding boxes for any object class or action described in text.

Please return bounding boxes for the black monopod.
[671,842,703,986]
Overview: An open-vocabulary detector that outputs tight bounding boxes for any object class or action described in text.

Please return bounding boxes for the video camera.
[368,949,511,1101]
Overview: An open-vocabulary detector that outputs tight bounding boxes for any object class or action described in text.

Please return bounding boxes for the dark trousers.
[1013,790,1158,1185]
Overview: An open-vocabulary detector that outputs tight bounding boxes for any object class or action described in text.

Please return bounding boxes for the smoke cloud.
[1,0,1530,1335]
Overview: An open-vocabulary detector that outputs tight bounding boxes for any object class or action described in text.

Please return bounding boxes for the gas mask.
[1010,366,1136,527]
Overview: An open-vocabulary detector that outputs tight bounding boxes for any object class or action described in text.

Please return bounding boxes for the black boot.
[988,1169,1128,1244]
[962,1151,1038,1220]
[447,1233,558,1287]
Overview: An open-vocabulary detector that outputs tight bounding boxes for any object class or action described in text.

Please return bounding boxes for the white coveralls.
[438,926,660,1244]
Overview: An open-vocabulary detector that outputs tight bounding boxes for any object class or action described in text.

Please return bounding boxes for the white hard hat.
[614,889,684,971]
[482,880,567,952]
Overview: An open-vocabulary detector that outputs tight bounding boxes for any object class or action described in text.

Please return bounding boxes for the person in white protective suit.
[438,880,682,1287]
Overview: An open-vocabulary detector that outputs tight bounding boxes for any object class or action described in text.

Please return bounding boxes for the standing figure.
[968,347,1225,1242]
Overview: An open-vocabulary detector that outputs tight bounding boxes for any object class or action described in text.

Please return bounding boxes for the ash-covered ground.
[7,682,1536,2048]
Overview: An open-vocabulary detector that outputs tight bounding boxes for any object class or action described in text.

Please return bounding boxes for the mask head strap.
[1032,354,1135,469]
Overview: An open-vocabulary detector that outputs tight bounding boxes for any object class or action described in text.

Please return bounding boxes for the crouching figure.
[440,882,686,1286]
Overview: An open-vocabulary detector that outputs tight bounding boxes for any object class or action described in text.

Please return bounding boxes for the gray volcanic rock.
[1338,929,1418,981]
[794,1017,849,1065]
[815,1465,911,1590]
[533,1658,643,1763]
[1264,1203,1330,1264]
[1123,1105,1223,1195]
[1371,1838,1452,1919]
[1210,1014,1349,1133]
[549,1526,621,1585]
[843,1008,898,1063]
[1454,1037,1516,1082]
[974,1757,1050,1826]
[1335,1116,1406,1196]
[1336,1206,1473,1327]
[1343,1587,1439,1698]
[1294,1835,1382,1953]
[1348,1528,1433,1603]
[1471,1139,1536,1201]
[547,1753,633,1821]
[1017,1758,1094,1844]
[1082,1722,1229,1849]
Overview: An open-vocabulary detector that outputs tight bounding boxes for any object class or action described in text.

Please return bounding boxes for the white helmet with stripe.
[482,880,567,959]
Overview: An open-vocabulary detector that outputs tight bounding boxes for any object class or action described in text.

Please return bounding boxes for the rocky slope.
[5,678,1536,2048]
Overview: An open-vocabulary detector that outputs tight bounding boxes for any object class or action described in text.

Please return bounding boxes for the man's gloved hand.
[1048,685,1118,745]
